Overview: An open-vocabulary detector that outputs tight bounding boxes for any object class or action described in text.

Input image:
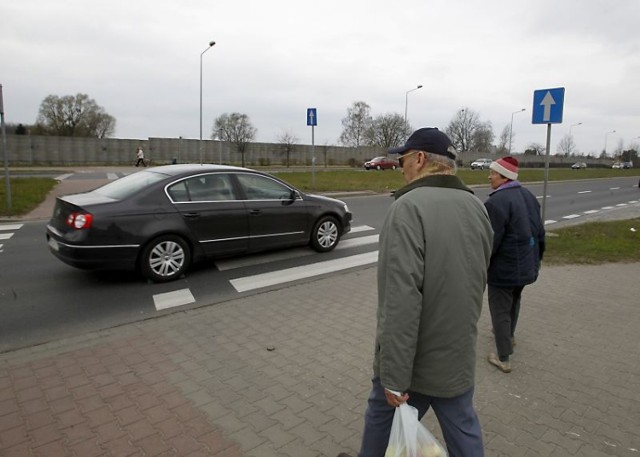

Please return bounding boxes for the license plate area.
[48,237,60,251]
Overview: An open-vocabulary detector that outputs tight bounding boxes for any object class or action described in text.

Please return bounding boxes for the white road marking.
[0,224,23,231]
[215,226,378,271]
[536,195,551,199]
[55,173,73,180]
[616,203,628,207]
[577,191,592,194]
[0,233,14,240]
[107,173,119,180]
[349,225,375,233]
[153,288,195,311]
[610,187,621,190]
[544,220,557,225]
[583,210,599,215]
[563,214,581,220]
[601,206,614,210]
[336,234,379,250]
[230,251,379,292]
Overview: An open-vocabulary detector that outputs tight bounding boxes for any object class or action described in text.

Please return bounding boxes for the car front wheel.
[310,216,340,252]
[140,235,191,282]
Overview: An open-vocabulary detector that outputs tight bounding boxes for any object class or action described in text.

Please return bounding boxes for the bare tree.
[339,101,372,148]
[35,93,115,138]
[445,108,484,152]
[471,121,494,154]
[214,113,257,167]
[497,125,510,155]
[557,134,576,156]
[277,131,298,167]
[613,139,624,158]
[524,143,544,155]
[364,113,409,148]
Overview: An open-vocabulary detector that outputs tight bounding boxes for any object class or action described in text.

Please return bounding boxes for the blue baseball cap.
[388,127,457,160]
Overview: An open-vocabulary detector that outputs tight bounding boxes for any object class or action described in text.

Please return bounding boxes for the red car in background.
[363,156,399,170]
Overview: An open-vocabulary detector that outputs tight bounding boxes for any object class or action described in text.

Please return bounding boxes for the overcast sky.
[2,0,640,157]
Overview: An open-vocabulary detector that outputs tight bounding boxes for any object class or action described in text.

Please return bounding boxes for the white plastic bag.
[384,403,447,457]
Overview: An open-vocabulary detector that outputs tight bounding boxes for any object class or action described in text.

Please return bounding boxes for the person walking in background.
[135,146,146,167]
[338,128,493,457]
[485,156,545,374]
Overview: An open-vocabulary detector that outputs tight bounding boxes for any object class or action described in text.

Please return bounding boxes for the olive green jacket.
[373,175,493,398]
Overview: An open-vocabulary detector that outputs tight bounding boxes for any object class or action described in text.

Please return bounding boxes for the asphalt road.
[0,176,638,353]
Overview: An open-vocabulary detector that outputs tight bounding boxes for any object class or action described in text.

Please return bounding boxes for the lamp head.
[209,41,216,47]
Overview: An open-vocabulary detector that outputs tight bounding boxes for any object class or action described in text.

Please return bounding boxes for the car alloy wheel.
[310,216,340,252]
[140,235,191,282]
[376,165,381,170]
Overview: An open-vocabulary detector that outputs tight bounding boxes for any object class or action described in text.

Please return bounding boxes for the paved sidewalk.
[1,261,639,456]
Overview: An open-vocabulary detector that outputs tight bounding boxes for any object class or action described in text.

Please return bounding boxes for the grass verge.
[0,178,58,217]
[544,218,640,264]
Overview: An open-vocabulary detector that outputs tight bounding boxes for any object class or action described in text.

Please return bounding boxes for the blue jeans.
[358,378,484,457]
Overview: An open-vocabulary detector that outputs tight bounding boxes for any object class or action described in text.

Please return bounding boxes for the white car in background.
[470,158,492,170]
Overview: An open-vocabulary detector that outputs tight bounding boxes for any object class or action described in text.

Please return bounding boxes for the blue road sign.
[307,108,317,126]
[532,87,565,124]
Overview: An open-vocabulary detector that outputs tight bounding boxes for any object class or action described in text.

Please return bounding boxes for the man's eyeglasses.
[398,150,418,167]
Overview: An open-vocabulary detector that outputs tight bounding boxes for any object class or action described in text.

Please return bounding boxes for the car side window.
[169,174,235,202]
[236,174,293,200]
[167,181,189,202]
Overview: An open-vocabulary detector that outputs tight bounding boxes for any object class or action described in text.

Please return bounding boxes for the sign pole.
[307,108,317,190]
[541,123,552,223]
[0,84,11,211]
[311,125,315,189]
[532,87,565,225]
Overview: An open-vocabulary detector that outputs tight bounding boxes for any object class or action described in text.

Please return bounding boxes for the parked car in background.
[622,161,633,169]
[612,162,623,169]
[46,164,352,282]
[470,158,492,169]
[363,156,399,170]
[571,162,587,169]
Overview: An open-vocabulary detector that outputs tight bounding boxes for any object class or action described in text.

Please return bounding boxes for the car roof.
[148,164,252,177]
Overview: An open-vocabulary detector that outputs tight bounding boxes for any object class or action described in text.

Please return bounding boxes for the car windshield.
[93,170,169,200]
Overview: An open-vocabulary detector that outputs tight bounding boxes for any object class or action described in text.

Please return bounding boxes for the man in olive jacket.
[339,128,493,457]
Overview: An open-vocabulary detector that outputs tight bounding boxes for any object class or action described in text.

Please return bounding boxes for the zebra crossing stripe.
[153,288,196,311]
[230,251,378,293]
[215,226,377,271]
[0,224,23,231]
[0,233,13,240]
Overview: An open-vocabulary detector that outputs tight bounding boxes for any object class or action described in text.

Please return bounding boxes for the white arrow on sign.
[540,91,556,122]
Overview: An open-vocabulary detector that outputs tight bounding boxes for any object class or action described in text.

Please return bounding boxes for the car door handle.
[249,209,261,216]
[183,212,201,219]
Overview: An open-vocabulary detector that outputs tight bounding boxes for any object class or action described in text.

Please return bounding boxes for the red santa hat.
[490,156,519,180]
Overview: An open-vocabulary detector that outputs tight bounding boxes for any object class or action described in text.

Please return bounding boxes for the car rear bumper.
[46,227,139,271]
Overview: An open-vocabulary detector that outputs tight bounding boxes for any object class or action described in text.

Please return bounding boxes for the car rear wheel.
[310,216,340,252]
[140,235,191,282]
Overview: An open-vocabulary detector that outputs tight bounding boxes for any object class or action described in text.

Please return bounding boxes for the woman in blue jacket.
[484,156,545,373]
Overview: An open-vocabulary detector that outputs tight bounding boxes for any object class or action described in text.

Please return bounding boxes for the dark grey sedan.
[46,164,352,282]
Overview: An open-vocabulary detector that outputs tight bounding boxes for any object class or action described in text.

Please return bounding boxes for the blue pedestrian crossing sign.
[532,87,565,124]
[307,108,317,126]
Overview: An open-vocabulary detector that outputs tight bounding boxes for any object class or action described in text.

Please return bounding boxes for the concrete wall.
[3,134,607,168]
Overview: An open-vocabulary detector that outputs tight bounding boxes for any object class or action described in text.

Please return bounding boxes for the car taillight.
[66,212,93,229]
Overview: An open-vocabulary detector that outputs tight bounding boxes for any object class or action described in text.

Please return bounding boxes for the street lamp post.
[199,40,216,164]
[569,122,582,154]
[404,85,423,129]
[508,108,526,154]
[604,130,616,157]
